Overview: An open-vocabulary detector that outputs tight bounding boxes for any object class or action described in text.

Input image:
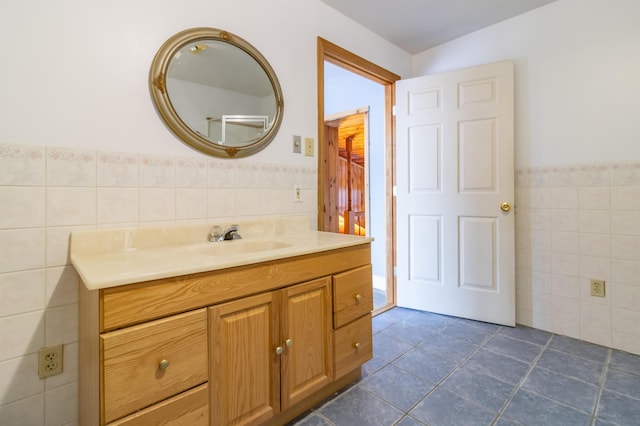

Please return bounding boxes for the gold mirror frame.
[149,28,284,158]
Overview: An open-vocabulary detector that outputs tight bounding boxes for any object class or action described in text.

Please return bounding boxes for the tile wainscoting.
[515,162,640,356]
[0,142,317,425]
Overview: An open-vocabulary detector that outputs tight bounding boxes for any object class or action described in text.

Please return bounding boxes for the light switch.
[293,135,301,153]
[304,137,314,157]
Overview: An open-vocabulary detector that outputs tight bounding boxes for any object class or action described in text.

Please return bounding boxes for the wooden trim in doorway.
[317,37,400,314]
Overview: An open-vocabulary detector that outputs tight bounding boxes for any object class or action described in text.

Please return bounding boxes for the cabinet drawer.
[101,309,208,424]
[332,265,373,328]
[107,383,208,426]
[334,313,372,380]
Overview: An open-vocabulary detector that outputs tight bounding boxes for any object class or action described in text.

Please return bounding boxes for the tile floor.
[292,307,640,426]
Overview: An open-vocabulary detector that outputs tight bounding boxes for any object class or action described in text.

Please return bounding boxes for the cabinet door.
[281,277,333,409]
[209,292,280,425]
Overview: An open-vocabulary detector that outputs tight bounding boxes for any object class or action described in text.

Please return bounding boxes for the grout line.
[590,348,612,425]
[489,331,553,425]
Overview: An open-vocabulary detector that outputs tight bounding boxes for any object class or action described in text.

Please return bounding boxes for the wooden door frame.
[317,37,400,313]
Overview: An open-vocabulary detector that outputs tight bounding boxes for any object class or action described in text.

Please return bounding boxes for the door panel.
[396,60,515,326]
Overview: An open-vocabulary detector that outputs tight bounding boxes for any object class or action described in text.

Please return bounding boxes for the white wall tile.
[612,332,640,355]
[611,235,640,261]
[0,355,43,404]
[550,187,579,209]
[47,187,96,226]
[579,187,609,210]
[551,209,579,232]
[207,188,236,218]
[208,160,236,187]
[139,188,175,222]
[0,187,45,228]
[581,324,611,347]
[0,392,44,425]
[552,317,580,339]
[612,307,640,337]
[549,166,580,187]
[0,311,45,361]
[45,304,77,346]
[0,270,45,317]
[612,259,640,285]
[46,226,94,268]
[97,187,139,224]
[611,162,640,186]
[579,256,611,281]
[0,143,45,186]
[552,296,580,322]
[612,282,640,311]
[235,189,261,217]
[581,301,611,328]
[611,211,640,235]
[176,188,207,220]
[580,233,610,258]
[45,382,77,426]
[140,155,175,188]
[0,228,46,273]
[579,164,610,187]
[529,209,552,230]
[551,253,580,277]
[97,151,138,187]
[176,157,207,188]
[611,186,640,210]
[528,188,550,208]
[551,231,579,254]
[579,210,610,234]
[46,266,79,308]
[552,274,580,298]
[46,148,96,187]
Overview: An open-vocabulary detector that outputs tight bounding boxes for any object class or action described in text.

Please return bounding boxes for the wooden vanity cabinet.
[209,277,333,425]
[78,244,372,426]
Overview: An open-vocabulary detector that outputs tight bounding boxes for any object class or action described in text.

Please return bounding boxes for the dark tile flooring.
[292,307,640,426]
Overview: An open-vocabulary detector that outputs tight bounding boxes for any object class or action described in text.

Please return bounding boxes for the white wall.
[0,0,410,164]
[413,0,640,355]
[413,0,640,168]
[0,1,411,424]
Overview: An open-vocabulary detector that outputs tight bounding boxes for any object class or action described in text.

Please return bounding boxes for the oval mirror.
[150,28,284,158]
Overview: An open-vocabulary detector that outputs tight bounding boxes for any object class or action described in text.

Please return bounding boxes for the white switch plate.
[293,185,302,203]
[304,137,314,157]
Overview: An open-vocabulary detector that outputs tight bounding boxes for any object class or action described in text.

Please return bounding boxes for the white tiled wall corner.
[0,141,318,424]
[515,161,640,356]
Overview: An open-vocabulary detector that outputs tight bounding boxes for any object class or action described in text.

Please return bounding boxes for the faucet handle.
[210,225,223,242]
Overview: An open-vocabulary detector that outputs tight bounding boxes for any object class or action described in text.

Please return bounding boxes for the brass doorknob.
[158,359,170,370]
[500,202,511,212]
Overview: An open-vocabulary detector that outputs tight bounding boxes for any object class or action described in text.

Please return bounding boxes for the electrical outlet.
[38,344,63,378]
[293,135,301,153]
[293,185,302,203]
[304,137,314,157]
[590,279,606,297]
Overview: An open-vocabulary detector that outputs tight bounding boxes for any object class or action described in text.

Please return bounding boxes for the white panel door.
[396,60,515,326]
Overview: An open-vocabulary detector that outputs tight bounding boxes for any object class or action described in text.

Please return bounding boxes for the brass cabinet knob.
[500,202,511,212]
[354,342,361,351]
[285,339,293,347]
[275,346,283,355]
[354,294,362,303]
[158,359,170,370]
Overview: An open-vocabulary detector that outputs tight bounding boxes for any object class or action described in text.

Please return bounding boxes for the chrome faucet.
[209,225,241,242]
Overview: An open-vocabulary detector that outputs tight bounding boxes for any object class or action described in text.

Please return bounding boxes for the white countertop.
[70,217,372,290]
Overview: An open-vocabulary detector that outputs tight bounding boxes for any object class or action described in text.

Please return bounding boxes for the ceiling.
[321,0,558,54]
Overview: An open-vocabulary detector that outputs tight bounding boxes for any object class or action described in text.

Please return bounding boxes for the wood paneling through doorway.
[317,38,400,314]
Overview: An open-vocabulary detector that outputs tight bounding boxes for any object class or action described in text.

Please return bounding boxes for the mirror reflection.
[150,28,284,158]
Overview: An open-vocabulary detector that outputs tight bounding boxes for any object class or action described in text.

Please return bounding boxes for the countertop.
[70,217,372,290]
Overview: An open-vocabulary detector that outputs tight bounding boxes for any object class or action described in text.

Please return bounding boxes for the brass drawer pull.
[158,359,170,370]
[354,294,362,303]
[354,342,361,351]
[285,339,293,347]
[275,346,283,355]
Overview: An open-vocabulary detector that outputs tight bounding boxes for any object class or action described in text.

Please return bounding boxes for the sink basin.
[194,240,291,256]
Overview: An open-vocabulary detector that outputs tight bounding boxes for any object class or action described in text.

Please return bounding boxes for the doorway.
[317,38,400,314]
